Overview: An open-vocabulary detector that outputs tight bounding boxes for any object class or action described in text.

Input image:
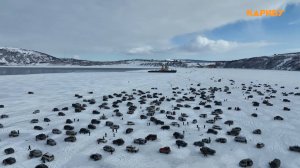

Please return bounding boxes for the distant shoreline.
[0,67,155,75]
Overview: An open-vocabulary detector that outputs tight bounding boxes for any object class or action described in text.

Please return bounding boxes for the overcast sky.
[0,0,300,61]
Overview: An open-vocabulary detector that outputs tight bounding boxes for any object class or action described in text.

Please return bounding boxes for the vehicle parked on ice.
[176,140,187,147]
[173,132,184,139]
[35,164,48,168]
[4,148,14,155]
[29,149,43,158]
[193,141,205,147]
[46,139,56,146]
[105,121,114,127]
[52,128,62,134]
[113,138,125,146]
[64,125,74,130]
[66,130,77,136]
[97,138,107,144]
[125,128,133,134]
[127,121,135,125]
[224,120,234,126]
[36,134,47,141]
[126,145,139,153]
[256,143,265,149]
[145,134,157,141]
[43,118,51,122]
[269,158,281,168]
[200,147,215,156]
[159,147,171,154]
[66,119,73,124]
[215,138,227,143]
[227,127,241,136]
[41,153,54,163]
[274,116,284,120]
[2,157,16,165]
[31,119,39,123]
[32,110,40,114]
[161,125,170,130]
[207,128,218,135]
[79,128,90,134]
[91,119,100,124]
[9,130,19,137]
[103,145,115,153]
[34,126,43,130]
[170,122,180,127]
[234,136,247,143]
[64,136,76,142]
[88,124,96,130]
[90,153,102,161]
[251,113,258,117]
[134,138,147,145]
[253,129,262,134]
[289,146,300,153]
[239,158,253,167]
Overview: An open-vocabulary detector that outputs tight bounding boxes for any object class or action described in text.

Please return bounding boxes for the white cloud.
[183,36,238,52]
[127,46,153,55]
[180,36,272,54]
[129,36,271,55]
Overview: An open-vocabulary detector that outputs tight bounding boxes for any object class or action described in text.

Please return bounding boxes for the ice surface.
[0,68,299,168]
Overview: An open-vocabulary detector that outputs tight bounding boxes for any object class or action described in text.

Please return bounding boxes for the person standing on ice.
[28,145,31,151]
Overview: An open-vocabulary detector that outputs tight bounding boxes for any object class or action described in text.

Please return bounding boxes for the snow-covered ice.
[0,68,299,168]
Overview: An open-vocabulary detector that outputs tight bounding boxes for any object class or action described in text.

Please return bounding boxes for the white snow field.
[0,68,300,168]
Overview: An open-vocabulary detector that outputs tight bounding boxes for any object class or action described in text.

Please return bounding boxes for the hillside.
[222,53,300,71]
[0,47,300,71]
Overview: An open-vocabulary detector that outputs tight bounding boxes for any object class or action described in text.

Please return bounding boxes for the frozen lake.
[0,68,299,168]
[0,67,154,75]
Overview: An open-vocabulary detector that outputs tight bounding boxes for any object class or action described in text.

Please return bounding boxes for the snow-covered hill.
[222,53,300,71]
[0,47,300,71]
[0,47,128,66]
[0,47,60,65]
